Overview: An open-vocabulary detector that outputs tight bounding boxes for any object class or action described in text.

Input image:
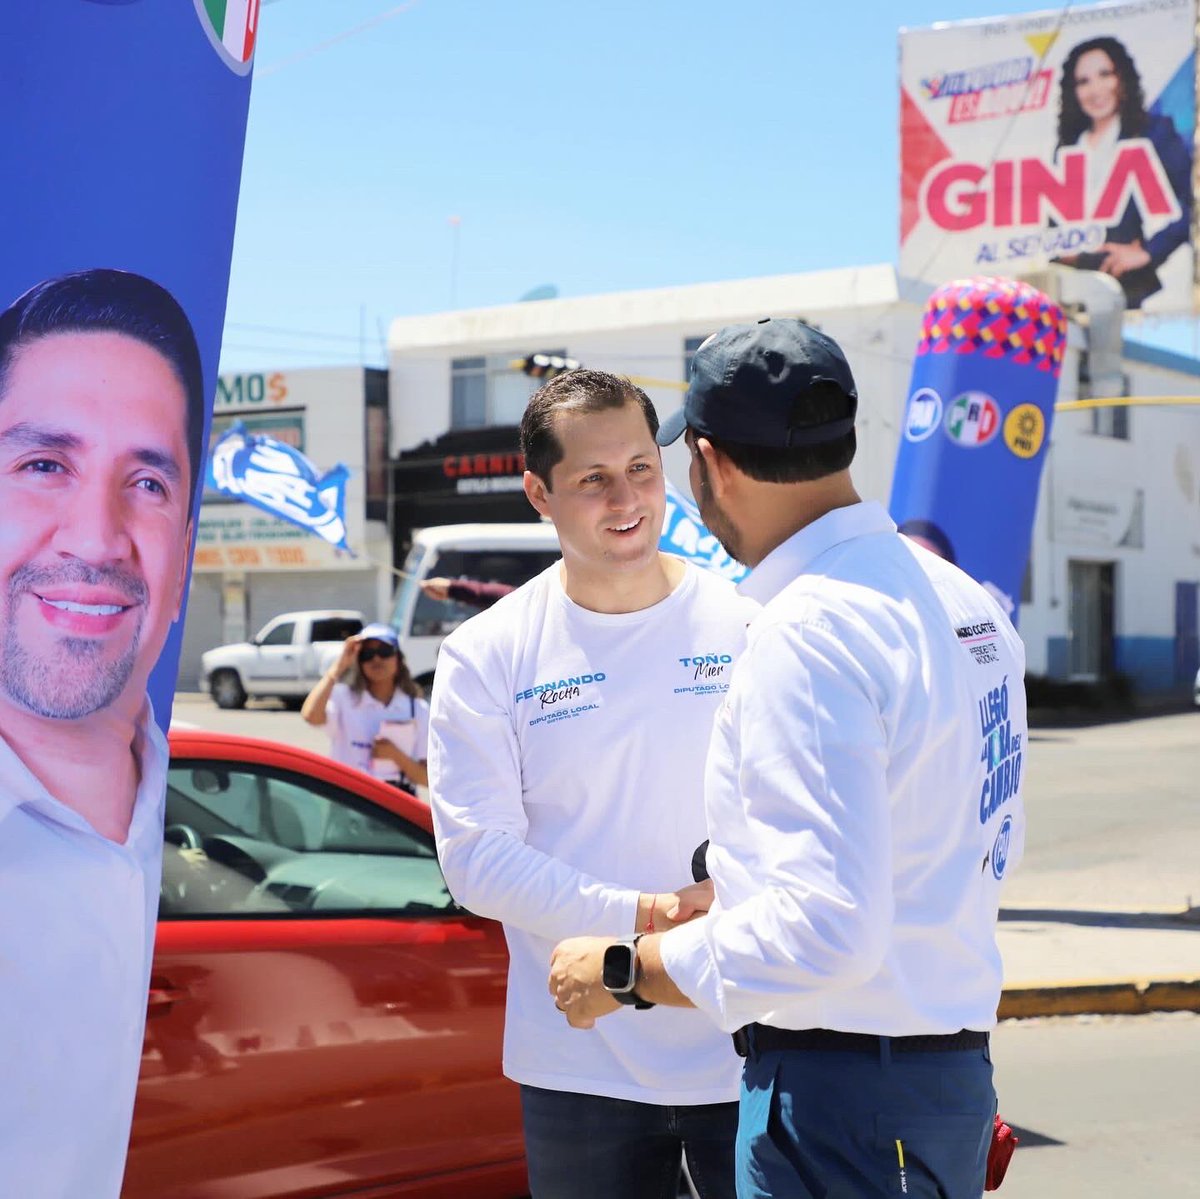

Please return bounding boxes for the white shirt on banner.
[430,561,755,1104]
[0,705,168,1199]
[660,501,1027,1036]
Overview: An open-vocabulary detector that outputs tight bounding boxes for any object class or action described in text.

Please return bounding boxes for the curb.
[998,977,1200,1019]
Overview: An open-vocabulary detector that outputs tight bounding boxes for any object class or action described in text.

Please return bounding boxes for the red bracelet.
[646,895,656,934]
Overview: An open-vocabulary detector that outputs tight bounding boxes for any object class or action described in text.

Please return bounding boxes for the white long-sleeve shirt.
[429,561,755,1103]
[660,501,1026,1035]
[0,704,168,1198]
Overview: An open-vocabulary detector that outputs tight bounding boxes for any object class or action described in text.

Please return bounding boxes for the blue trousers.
[520,1083,739,1199]
[737,1038,996,1199]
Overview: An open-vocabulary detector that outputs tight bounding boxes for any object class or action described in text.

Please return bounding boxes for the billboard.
[0,5,254,1196]
[900,0,1196,314]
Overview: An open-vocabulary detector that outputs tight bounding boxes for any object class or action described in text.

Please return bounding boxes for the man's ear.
[523,469,551,518]
[695,436,734,498]
[174,521,194,622]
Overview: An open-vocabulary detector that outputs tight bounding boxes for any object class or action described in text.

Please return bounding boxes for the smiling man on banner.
[0,268,206,1197]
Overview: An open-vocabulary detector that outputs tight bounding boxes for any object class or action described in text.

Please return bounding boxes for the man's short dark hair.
[704,381,856,483]
[0,268,206,504]
[520,368,659,488]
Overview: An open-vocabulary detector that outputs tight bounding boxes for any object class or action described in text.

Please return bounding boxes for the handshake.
[548,876,714,1029]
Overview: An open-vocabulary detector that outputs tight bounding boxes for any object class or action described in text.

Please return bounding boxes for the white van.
[390,522,561,688]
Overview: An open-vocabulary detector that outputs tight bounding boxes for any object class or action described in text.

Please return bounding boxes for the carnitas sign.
[900,0,1196,315]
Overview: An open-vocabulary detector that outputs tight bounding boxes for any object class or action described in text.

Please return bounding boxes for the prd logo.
[1003,403,1045,459]
[904,388,943,442]
[991,815,1013,880]
[945,392,1000,447]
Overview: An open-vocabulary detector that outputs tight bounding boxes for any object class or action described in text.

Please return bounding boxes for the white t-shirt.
[326,683,430,785]
[429,561,755,1104]
[661,502,1027,1035]
[0,704,168,1198]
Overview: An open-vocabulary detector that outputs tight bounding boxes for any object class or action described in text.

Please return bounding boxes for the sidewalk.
[997,903,1200,1018]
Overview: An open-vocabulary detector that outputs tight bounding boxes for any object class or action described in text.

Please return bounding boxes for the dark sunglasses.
[358,643,398,663]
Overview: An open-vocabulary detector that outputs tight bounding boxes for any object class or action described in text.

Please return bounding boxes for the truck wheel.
[211,670,247,710]
[281,696,305,711]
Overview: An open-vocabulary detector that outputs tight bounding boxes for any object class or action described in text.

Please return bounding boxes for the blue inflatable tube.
[889,276,1067,623]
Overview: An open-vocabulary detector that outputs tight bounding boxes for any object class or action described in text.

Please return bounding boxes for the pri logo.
[904,388,943,442]
[945,392,1000,448]
[991,815,1013,881]
[194,0,259,73]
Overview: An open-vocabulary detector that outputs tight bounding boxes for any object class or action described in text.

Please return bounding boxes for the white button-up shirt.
[660,501,1026,1035]
[0,705,168,1198]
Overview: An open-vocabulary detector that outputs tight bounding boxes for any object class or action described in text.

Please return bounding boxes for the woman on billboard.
[1053,35,1192,309]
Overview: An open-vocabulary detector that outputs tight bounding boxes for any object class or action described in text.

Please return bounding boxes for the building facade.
[387,265,1200,698]
[179,365,394,689]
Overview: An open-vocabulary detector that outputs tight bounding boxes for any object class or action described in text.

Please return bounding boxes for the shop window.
[451,350,565,430]
[683,335,710,381]
[1077,354,1130,439]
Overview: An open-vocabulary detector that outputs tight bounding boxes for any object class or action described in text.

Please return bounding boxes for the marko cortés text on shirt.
[0,268,204,840]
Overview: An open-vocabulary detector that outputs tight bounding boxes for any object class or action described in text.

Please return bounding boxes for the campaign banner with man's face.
[0,5,254,1195]
[2,3,255,730]
[900,0,1196,314]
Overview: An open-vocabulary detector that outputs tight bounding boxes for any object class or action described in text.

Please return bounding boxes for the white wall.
[385,267,1200,686]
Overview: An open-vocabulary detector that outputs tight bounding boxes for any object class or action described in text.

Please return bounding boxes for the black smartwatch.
[602,934,655,1009]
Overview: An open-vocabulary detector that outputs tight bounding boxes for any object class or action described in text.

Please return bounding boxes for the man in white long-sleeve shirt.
[429,369,755,1199]
[550,321,1027,1199]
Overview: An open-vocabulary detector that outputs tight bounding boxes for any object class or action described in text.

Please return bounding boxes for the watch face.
[602,942,636,992]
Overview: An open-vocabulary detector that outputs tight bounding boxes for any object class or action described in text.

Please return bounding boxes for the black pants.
[519,1083,738,1199]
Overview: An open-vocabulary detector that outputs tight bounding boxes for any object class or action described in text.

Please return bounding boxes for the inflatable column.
[889,276,1067,623]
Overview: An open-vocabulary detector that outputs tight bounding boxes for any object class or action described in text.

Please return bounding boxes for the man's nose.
[50,480,133,562]
[607,473,637,510]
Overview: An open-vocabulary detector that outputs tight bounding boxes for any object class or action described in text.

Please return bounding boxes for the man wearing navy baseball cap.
[550,318,1027,1199]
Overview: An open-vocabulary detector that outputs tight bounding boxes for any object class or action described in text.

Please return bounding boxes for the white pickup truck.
[199,610,366,709]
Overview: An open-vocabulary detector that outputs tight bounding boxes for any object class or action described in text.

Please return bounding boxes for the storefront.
[390,424,538,563]
[179,365,393,690]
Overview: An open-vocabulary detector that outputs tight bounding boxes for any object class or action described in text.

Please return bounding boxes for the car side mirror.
[192,767,230,794]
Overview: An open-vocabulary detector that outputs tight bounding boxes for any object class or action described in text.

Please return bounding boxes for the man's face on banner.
[0,331,192,720]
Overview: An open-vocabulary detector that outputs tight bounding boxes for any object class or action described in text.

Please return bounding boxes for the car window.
[259,621,295,647]
[161,761,454,920]
[311,617,363,642]
[410,548,560,636]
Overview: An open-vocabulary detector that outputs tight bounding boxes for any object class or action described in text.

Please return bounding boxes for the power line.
[226,321,371,344]
[256,0,423,78]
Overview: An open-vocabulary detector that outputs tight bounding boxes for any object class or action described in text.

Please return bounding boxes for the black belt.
[732,1024,989,1058]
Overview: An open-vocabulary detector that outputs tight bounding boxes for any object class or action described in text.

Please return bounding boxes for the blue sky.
[220,0,1198,372]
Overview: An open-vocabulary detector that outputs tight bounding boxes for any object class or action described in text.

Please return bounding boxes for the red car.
[125,729,526,1199]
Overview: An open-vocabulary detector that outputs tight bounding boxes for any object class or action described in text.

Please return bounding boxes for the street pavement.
[172,695,1200,1017]
[991,1012,1200,1198]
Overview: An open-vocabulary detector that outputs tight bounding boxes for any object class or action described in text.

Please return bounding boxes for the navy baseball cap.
[657,318,858,448]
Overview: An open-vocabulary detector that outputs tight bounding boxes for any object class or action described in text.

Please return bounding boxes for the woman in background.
[1053,36,1192,309]
[301,623,429,791]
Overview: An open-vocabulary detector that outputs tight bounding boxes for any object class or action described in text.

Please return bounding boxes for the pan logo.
[945,392,1000,448]
[991,815,1013,880]
[904,388,943,442]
